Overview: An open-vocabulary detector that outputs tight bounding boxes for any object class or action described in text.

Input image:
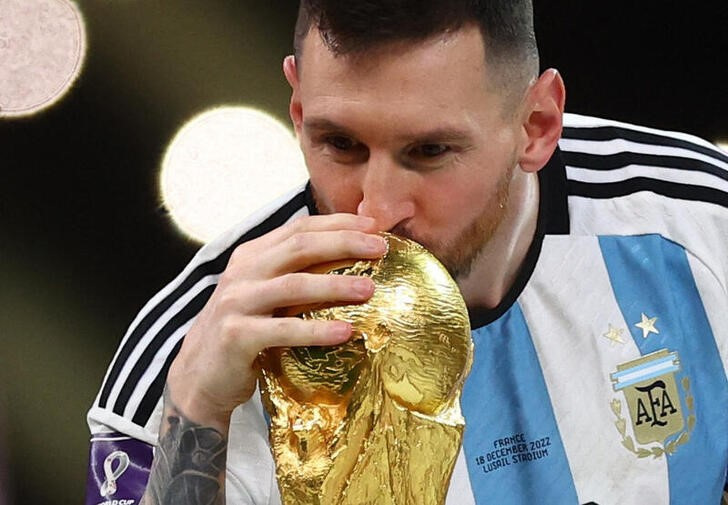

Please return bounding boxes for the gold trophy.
[258,233,473,505]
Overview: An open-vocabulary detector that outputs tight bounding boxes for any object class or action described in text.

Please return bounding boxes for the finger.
[287,213,380,234]
[244,213,380,255]
[247,317,353,350]
[266,230,387,276]
[226,228,386,279]
[224,215,384,277]
[252,272,376,313]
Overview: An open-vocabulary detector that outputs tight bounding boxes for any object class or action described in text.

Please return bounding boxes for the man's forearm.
[141,387,228,505]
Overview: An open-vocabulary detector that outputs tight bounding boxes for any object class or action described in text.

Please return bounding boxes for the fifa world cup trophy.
[258,233,473,505]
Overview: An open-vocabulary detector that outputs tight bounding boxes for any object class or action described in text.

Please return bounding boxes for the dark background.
[1,1,726,503]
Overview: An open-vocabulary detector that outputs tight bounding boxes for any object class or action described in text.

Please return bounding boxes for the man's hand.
[141,214,386,505]
[167,213,386,428]
[167,214,386,429]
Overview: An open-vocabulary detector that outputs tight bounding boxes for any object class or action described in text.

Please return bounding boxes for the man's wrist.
[163,383,234,435]
[141,386,229,505]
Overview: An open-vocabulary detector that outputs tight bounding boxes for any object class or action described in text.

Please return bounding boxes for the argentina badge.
[609,349,696,458]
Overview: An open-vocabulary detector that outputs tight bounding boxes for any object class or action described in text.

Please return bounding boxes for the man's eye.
[411,144,450,158]
[326,135,356,151]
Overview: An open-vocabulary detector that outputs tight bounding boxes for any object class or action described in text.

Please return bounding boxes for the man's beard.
[312,163,514,280]
[394,165,513,280]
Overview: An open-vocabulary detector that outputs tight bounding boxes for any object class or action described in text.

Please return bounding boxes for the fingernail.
[353,278,374,297]
[331,322,352,342]
[366,236,386,252]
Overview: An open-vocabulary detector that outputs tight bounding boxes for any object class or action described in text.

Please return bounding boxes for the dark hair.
[294,0,539,94]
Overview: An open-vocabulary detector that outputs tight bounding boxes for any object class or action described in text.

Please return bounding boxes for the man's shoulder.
[88,183,311,436]
[560,113,723,154]
[559,113,727,182]
[557,113,728,238]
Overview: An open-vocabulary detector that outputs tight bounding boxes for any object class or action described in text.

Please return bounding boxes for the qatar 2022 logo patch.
[609,349,696,458]
[100,450,130,498]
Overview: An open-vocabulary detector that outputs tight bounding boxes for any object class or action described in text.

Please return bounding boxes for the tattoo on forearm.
[142,388,227,505]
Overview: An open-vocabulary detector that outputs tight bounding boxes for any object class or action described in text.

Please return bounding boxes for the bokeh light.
[160,106,308,243]
[0,0,86,118]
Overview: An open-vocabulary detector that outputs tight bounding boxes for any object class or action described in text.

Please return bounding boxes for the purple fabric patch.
[85,433,153,505]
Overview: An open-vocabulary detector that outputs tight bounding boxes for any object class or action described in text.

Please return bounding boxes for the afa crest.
[610,349,696,458]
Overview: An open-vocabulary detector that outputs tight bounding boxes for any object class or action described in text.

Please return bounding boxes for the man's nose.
[356,153,416,231]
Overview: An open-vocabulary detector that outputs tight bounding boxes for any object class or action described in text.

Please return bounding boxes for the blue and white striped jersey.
[87,114,728,504]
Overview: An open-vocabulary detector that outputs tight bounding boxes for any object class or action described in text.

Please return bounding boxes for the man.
[86,1,728,504]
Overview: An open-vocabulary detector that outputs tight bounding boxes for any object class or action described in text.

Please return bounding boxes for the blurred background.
[0,1,726,503]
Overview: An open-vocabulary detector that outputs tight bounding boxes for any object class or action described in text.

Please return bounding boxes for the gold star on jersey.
[635,313,659,339]
[603,324,626,345]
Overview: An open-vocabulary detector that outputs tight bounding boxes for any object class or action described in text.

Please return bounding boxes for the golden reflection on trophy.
[258,233,473,505]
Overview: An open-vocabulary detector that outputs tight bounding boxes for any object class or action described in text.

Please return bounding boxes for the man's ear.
[519,69,566,173]
[283,55,303,137]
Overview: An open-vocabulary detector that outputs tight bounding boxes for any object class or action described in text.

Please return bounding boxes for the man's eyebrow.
[303,118,351,134]
[398,127,472,143]
[303,117,472,143]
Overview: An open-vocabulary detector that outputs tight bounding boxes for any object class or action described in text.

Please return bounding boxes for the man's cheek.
[311,181,360,215]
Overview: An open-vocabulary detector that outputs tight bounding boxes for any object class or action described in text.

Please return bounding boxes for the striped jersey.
[86,113,728,504]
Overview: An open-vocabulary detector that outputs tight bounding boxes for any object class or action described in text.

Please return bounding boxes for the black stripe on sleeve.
[132,339,183,427]
[112,284,216,417]
[562,125,728,165]
[98,189,308,411]
[567,177,728,209]
[561,151,728,183]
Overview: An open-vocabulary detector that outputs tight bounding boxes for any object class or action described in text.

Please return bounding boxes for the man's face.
[289,25,525,278]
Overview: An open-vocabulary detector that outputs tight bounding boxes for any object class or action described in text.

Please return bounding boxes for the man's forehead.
[293,24,510,124]
[296,24,489,77]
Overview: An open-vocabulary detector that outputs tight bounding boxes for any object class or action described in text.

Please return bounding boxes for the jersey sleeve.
[84,185,310,505]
